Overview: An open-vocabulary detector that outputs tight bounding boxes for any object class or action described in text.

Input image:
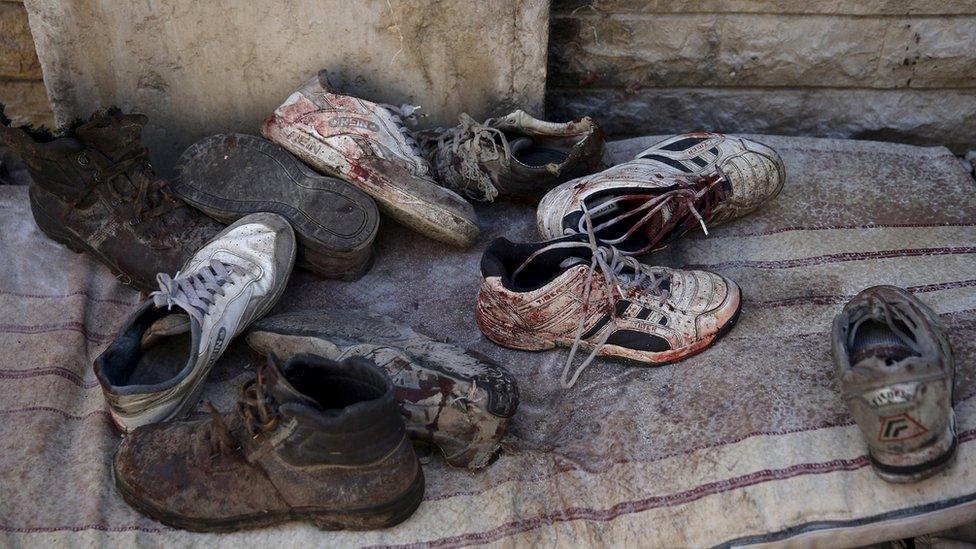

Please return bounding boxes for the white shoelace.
[418,114,509,202]
[512,227,672,389]
[380,103,430,173]
[566,173,724,255]
[150,259,243,325]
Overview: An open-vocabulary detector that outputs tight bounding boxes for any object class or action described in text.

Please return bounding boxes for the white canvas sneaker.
[93,213,296,433]
[261,70,479,247]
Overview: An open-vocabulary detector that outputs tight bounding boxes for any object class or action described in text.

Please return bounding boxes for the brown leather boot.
[0,105,222,292]
[112,354,424,532]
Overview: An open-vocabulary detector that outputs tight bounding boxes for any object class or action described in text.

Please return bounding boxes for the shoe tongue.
[264,358,323,411]
[74,111,147,160]
[140,313,192,351]
[851,324,916,364]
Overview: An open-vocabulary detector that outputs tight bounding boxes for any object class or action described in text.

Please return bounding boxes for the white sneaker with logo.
[93,213,296,433]
[262,69,479,247]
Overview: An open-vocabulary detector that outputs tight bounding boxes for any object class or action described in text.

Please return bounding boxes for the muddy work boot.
[175,134,380,280]
[261,70,479,247]
[113,354,424,532]
[246,310,519,469]
[0,105,222,292]
[416,110,605,203]
[93,213,296,433]
[832,285,956,483]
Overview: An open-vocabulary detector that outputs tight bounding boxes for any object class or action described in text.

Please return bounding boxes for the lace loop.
[68,146,182,224]
[150,259,242,325]
[416,114,509,202]
[848,297,923,357]
[567,172,725,255]
[379,103,429,173]
[512,230,671,389]
[207,361,281,459]
[420,113,512,202]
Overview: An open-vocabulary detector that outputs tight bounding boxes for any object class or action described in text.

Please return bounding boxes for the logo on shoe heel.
[877,413,928,442]
[865,383,918,408]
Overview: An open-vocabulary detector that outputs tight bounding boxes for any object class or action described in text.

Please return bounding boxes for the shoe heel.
[476,302,554,352]
[309,468,425,531]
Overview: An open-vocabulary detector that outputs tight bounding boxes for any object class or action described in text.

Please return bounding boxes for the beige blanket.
[1,135,975,547]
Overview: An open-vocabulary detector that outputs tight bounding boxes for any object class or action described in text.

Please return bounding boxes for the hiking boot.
[832,285,956,483]
[246,310,519,469]
[537,132,785,254]
[261,70,479,247]
[416,110,605,203]
[477,234,741,388]
[175,134,379,280]
[93,213,296,433]
[0,105,223,292]
[113,354,424,532]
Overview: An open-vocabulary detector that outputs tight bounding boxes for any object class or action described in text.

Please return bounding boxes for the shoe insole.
[127,331,192,386]
[513,147,569,167]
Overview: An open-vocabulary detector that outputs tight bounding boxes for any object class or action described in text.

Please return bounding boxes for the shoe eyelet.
[77,153,90,166]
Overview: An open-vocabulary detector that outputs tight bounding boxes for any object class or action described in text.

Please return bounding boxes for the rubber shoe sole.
[478,289,743,367]
[175,133,379,281]
[112,457,424,532]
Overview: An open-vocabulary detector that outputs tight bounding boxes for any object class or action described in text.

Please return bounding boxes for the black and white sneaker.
[536,132,785,253]
[631,132,785,226]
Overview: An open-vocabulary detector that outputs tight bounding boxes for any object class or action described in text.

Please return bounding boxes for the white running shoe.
[93,213,296,433]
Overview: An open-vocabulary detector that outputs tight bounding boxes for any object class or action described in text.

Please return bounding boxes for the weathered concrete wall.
[548,0,976,153]
[0,0,52,127]
[22,0,549,171]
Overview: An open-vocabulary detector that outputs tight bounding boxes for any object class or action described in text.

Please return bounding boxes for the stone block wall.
[22,0,548,171]
[547,0,976,153]
[5,1,976,154]
[0,0,52,127]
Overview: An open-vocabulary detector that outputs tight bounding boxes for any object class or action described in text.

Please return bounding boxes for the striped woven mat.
[1,135,974,547]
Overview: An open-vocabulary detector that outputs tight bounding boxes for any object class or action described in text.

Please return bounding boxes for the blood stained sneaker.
[246,310,519,469]
[477,234,741,388]
[416,110,605,203]
[0,105,222,291]
[113,354,424,532]
[537,132,785,254]
[175,133,379,280]
[261,70,479,247]
[832,285,956,483]
[93,213,296,433]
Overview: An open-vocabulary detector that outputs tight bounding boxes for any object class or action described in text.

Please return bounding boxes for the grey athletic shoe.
[93,213,297,433]
[246,310,519,469]
[416,110,605,203]
[832,285,956,483]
